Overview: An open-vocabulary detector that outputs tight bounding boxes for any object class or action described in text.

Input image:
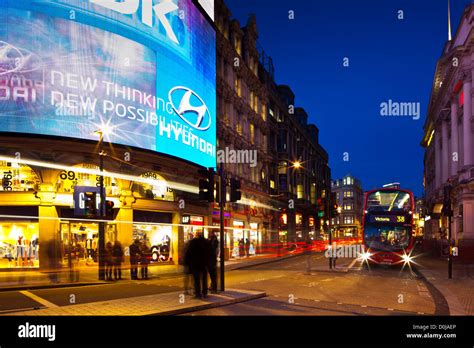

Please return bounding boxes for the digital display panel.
[368,215,407,224]
[0,0,216,168]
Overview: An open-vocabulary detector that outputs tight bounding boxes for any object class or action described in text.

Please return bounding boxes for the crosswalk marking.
[20,291,59,308]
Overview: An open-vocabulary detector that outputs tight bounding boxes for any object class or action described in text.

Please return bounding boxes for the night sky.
[225,0,472,196]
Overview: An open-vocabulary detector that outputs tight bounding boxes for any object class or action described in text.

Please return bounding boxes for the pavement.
[414,255,474,315]
[3,288,266,316]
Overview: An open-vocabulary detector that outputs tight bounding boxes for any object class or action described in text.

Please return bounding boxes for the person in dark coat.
[238,238,245,258]
[183,237,193,295]
[207,231,219,293]
[112,241,124,280]
[186,232,211,298]
[140,239,150,280]
[245,238,251,257]
[129,239,142,280]
[105,242,114,281]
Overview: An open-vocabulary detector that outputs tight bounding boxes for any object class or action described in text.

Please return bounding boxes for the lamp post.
[94,128,109,281]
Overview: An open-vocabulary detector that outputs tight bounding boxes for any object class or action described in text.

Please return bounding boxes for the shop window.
[131,172,174,201]
[56,163,119,196]
[0,223,39,268]
[133,223,172,263]
[0,161,39,192]
[297,184,304,199]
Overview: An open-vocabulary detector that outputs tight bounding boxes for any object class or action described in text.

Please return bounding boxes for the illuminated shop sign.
[0,0,216,168]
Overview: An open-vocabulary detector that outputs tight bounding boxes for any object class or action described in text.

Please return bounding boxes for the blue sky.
[225,0,472,196]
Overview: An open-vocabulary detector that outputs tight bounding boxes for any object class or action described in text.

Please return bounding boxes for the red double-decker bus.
[361,188,416,266]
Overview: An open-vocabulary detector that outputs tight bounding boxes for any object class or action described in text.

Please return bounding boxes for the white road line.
[361,305,367,308]
[19,291,59,308]
[387,308,394,311]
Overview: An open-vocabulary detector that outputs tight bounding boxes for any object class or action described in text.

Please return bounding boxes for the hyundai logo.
[168,86,212,131]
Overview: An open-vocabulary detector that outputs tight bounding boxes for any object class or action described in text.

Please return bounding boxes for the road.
[0,252,443,315]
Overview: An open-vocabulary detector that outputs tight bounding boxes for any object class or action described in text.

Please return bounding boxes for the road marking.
[337,302,343,305]
[19,291,59,308]
[387,308,394,311]
[314,299,320,302]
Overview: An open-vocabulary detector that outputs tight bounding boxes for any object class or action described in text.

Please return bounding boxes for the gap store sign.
[0,0,216,168]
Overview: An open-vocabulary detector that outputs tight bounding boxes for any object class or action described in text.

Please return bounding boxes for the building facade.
[215,0,332,248]
[331,175,364,238]
[422,4,474,262]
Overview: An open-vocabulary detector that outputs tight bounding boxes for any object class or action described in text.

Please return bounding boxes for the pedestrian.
[183,238,193,295]
[245,238,250,257]
[238,238,245,258]
[140,239,150,280]
[187,231,211,299]
[112,240,124,280]
[304,236,312,274]
[129,239,142,280]
[105,241,114,281]
[208,231,219,293]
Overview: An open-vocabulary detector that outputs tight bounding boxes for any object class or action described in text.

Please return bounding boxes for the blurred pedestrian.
[187,231,211,299]
[129,239,142,280]
[105,242,114,281]
[238,239,245,258]
[112,241,124,280]
[183,238,193,295]
[245,238,250,257]
[140,239,150,280]
[208,231,219,293]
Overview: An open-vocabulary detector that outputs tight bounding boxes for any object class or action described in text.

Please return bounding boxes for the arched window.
[131,172,174,201]
[56,163,119,196]
[0,161,40,192]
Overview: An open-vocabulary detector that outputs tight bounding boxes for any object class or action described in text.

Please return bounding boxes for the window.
[344,216,354,224]
[261,103,267,121]
[344,204,353,211]
[321,190,326,199]
[270,180,275,189]
[234,36,242,55]
[234,77,241,97]
[250,124,255,144]
[310,183,316,205]
[236,120,243,135]
[344,191,354,198]
[336,192,340,200]
[297,184,304,199]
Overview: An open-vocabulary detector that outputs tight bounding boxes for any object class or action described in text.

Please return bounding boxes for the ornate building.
[215,0,332,247]
[422,4,474,262]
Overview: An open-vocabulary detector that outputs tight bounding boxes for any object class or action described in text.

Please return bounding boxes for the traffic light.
[442,184,452,217]
[331,204,339,218]
[105,200,114,217]
[84,192,97,217]
[229,178,242,202]
[198,168,215,203]
[317,198,325,218]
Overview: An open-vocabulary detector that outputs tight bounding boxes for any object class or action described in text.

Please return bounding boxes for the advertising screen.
[0,0,216,168]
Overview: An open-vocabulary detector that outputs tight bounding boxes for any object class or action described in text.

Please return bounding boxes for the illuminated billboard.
[0,0,216,168]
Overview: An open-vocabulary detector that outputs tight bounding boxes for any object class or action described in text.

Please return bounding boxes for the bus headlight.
[401,253,413,264]
[359,251,372,261]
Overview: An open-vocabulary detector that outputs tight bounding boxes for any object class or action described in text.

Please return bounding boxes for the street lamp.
[94,126,111,281]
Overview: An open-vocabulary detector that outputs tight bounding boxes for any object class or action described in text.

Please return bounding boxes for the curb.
[413,266,451,316]
[148,291,267,316]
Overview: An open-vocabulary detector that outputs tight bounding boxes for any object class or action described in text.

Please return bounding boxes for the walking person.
[238,238,245,258]
[183,237,193,295]
[112,240,124,280]
[129,239,142,280]
[207,231,219,293]
[245,238,251,257]
[187,231,211,299]
[105,242,114,281]
[140,239,150,280]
